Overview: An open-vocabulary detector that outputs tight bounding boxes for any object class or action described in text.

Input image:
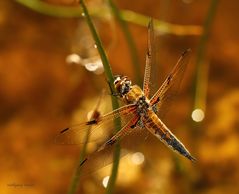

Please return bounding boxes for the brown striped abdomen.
[142,110,172,140]
[142,110,195,161]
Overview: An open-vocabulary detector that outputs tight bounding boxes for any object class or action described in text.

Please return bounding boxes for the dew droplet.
[84,59,104,74]
[65,53,82,64]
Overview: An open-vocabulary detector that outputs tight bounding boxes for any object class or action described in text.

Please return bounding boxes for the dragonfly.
[55,20,196,175]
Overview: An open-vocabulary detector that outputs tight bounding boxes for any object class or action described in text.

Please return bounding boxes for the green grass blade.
[80,1,121,194]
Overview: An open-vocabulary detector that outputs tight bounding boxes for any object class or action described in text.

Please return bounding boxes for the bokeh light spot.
[191,108,205,122]
[102,176,110,188]
[131,152,145,165]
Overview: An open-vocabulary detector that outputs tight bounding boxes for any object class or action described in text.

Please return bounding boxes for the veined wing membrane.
[150,49,191,118]
[143,19,154,98]
[79,125,149,176]
[55,104,137,145]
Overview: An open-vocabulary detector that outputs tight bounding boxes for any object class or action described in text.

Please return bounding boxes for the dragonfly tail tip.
[187,155,197,163]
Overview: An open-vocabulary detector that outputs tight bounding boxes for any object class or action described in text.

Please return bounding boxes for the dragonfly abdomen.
[143,110,170,139]
[143,110,196,162]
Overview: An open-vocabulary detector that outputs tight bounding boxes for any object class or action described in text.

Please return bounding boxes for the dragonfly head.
[113,75,132,97]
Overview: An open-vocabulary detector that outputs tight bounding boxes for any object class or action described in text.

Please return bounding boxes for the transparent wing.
[55,104,137,145]
[150,49,191,118]
[143,19,154,98]
[79,125,149,175]
[147,20,161,98]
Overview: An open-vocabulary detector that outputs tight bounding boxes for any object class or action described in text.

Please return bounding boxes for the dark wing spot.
[181,48,191,57]
[167,74,173,85]
[156,97,160,103]
[86,119,97,125]
[60,128,69,134]
[92,110,101,120]
[80,158,88,166]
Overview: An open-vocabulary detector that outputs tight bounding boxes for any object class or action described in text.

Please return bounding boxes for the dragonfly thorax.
[114,75,132,97]
[136,96,150,116]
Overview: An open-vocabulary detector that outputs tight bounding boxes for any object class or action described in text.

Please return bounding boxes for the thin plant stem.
[193,0,219,111]
[80,1,114,83]
[67,93,103,194]
[107,0,141,85]
[67,126,90,194]
[16,0,202,36]
[104,142,120,194]
[80,1,121,194]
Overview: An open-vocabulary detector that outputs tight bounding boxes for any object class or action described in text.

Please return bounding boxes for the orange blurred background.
[0,0,239,194]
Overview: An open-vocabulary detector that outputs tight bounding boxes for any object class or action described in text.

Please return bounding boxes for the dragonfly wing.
[55,104,137,145]
[96,115,140,151]
[79,125,149,175]
[150,49,191,119]
[143,19,154,98]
